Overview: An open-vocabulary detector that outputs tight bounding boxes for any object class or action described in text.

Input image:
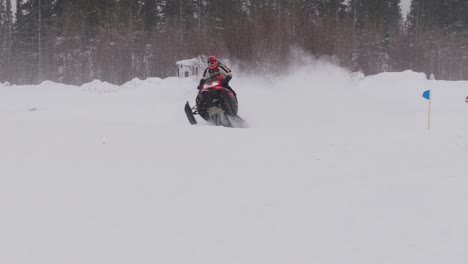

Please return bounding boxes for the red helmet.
[207,55,218,70]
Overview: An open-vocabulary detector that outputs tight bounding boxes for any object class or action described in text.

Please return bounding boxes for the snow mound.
[81,80,119,94]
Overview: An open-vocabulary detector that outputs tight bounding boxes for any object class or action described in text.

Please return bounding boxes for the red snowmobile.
[185,76,245,127]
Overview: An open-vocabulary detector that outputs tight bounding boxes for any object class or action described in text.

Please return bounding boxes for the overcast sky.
[401,0,411,16]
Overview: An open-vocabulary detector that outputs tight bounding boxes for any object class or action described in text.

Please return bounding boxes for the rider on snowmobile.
[198,56,236,96]
[184,55,244,127]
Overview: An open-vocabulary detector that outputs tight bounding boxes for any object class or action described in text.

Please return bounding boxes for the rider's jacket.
[201,63,233,81]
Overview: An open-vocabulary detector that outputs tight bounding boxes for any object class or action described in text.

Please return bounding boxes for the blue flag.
[423,90,431,100]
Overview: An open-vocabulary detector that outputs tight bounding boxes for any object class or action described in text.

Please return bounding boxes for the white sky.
[401,0,411,16]
[11,0,16,14]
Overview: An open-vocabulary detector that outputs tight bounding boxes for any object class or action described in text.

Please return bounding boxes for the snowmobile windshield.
[204,76,220,83]
[202,76,221,89]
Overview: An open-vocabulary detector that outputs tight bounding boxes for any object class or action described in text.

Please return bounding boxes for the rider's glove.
[222,76,232,87]
[221,78,228,86]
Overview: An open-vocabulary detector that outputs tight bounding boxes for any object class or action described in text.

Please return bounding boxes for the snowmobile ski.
[184,101,197,125]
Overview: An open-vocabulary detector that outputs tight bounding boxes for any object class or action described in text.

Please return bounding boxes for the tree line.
[0,0,467,85]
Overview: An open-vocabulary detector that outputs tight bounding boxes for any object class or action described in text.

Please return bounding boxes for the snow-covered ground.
[1,59,468,264]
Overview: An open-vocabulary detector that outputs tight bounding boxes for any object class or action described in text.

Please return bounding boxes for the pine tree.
[347,0,402,74]
[316,0,348,56]
[223,0,252,62]
[0,0,13,81]
[407,0,468,80]
[12,0,38,83]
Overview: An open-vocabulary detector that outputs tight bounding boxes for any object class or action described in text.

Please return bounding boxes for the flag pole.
[422,89,432,130]
[427,74,435,131]
[428,92,431,130]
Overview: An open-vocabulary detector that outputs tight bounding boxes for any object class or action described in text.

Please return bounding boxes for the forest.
[0,0,467,85]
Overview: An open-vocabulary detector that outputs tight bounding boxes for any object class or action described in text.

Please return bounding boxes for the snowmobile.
[185,76,245,128]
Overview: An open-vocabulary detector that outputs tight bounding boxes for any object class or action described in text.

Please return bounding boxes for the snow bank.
[0,81,11,87]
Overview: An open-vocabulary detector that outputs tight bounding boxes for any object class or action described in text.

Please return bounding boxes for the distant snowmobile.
[185,76,245,128]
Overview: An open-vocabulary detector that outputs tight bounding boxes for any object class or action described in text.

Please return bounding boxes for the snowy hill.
[1,61,468,264]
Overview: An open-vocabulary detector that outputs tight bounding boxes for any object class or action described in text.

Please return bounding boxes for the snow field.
[1,60,468,264]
